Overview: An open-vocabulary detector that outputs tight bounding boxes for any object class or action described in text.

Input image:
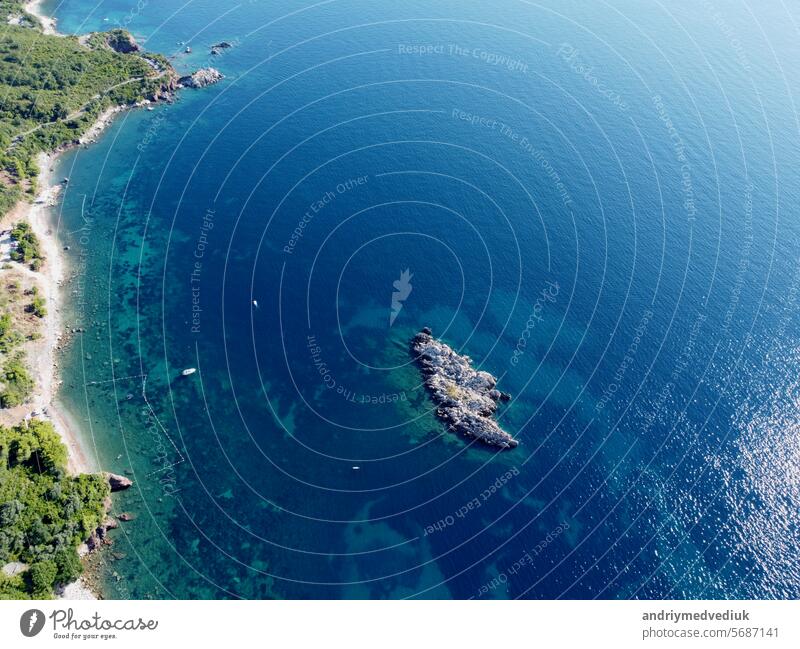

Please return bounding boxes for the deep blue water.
[43,0,800,598]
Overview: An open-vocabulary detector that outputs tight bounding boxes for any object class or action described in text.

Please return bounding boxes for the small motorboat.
[185,46,192,53]
[252,300,259,308]
[352,466,360,470]
[181,368,197,376]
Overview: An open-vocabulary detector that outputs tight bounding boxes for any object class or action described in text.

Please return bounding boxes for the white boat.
[185,46,192,53]
[252,300,259,308]
[181,368,197,376]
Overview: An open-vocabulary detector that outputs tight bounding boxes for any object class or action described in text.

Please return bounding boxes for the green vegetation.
[0,277,38,407]
[0,2,175,216]
[0,311,22,352]
[9,221,44,270]
[0,182,20,215]
[25,285,46,317]
[28,295,46,318]
[0,419,109,599]
[1,1,36,20]
[0,352,34,407]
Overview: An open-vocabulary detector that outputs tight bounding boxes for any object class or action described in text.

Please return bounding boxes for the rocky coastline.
[411,328,518,449]
[83,473,133,554]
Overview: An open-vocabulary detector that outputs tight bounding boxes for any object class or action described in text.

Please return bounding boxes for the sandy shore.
[24,0,58,36]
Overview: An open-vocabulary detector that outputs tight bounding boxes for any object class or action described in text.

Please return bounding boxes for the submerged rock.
[178,67,224,88]
[210,41,233,55]
[411,328,518,449]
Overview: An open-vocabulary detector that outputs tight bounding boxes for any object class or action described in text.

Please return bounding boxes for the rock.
[2,561,28,577]
[86,530,102,552]
[82,481,130,553]
[178,67,224,88]
[105,29,140,53]
[117,512,136,522]
[210,41,233,55]
[411,328,518,449]
[87,519,116,551]
[106,472,133,491]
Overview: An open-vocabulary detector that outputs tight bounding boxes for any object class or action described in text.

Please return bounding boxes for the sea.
[43,0,800,598]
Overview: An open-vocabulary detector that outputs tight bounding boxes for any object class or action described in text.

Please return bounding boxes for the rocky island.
[411,328,518,449]
[178,67,224,88]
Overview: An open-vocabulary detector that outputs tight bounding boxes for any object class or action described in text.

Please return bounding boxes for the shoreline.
[24,0,59,36]
[5,0,209,602]
[1,151,100,600]
[0,152,93,474]
[4,7,154,601]
[7,7,185,478]
[6,34,145,476]
[21,151,94,476]
[4,146,109,478]
[39,106,128,473]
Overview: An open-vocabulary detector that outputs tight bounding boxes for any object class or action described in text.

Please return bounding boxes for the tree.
[0,354,34,408]
[54,548,82,584]
[28,560,57,594]
[27,420,67,473]
[0,418,108,597]
[28,295,47,318]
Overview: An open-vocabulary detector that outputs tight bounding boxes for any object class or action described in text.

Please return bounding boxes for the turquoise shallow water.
[41,0,800,598]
